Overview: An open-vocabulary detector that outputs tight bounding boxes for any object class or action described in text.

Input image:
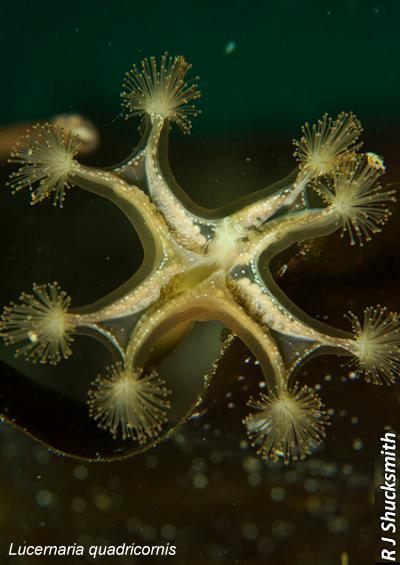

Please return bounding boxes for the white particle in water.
[224,40,237,55]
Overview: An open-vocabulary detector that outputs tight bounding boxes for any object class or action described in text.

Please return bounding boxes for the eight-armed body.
[1,54,399,463]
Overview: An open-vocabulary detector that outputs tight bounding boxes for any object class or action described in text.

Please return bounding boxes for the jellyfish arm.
[141,115,210,251]
[61,162,183,356]
[123,278,285,394]
[229,205,359,371]
[69,163,172,263]
[230,167,312,230]
[227,274,358,382]
[64,261,184,360]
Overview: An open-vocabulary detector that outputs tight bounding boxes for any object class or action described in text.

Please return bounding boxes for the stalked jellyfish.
[1,53,399,462]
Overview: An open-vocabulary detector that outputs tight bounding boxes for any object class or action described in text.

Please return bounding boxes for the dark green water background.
[2,0,399,135]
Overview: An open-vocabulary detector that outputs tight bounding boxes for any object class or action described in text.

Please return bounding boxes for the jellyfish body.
[1,54,399,462]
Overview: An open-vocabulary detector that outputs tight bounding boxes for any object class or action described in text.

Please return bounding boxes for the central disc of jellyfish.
[1,53,399,463]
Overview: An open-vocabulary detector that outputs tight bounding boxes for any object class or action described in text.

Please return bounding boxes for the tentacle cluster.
[88,363,171,442]
[1,53,398,462]
[7,123,79,207]
[316,154,395,245]
[346,306,400,385]
[244,384,328,463]
[0,282,74,365]
[293,111,362,178]
[121,52,201,133]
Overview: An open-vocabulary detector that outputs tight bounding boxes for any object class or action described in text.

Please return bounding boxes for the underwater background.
[0,0,399,563]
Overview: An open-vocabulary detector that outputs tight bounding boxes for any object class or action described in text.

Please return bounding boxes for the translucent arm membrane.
[125,278,286,394]
[227,276,357,356]
[230,169,312,229]
[144,116,209,251]
[70,263,182,323]
[70,163,172,251]
[241,206,340,261]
